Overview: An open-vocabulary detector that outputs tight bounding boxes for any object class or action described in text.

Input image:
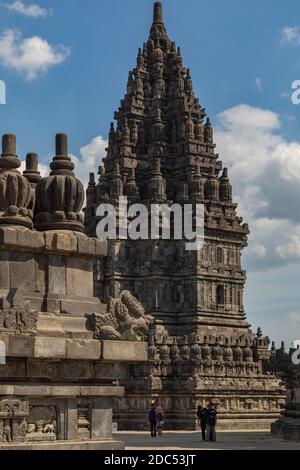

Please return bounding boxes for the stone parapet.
[0,334,148,363]
[0,227,107,259]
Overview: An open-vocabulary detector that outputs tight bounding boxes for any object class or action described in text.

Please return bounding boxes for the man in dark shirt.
[196,405,207,441]
[206,403,217,442]
[148,403,157,438]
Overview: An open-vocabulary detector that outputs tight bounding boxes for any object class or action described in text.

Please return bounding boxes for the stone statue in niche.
[3,420,12,442]
[26,406,58,441]
[43,419,57,434]
[87,290,154,341]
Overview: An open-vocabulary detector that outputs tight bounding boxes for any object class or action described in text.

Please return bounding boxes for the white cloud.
[276,230,300,260]
[289,312,300,324]
[3,1,51,17]
[280,26,300,44]
[247,243,267,259]
[255,77,263,93]
[71,135,108,188]
[0,29,70,80]
[215,104,300,271]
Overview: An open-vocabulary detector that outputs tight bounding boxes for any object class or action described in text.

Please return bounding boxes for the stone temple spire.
[153,2,164,25]
[85,1,251,232]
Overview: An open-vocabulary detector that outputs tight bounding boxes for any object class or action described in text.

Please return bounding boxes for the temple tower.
[84,2,285,430]
[85,2,250,335]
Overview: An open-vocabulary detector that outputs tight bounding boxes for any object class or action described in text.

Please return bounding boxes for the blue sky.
[1,0,300,347]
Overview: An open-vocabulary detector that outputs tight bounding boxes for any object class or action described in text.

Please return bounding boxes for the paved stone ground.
[114,431,300,450]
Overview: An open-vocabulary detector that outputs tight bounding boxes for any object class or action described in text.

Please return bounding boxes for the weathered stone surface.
[0,385,14,395]
[0,227,18,247]
[95,240,108,257]
[80,386,124,397]
[66,398,77,440]
[48,255,66,296]
[34,337,66,359]
[16,229,44,251]
[66,257,93,298]
[66,339,101,360]
[0,439,124,450]
[77,235,96,256]
[102,341,148,362]
[0,334,9,353]
[60,299,100,315]
[35,254,47,293]
[52,233,78,254]
[0,250,9,289]
[9,252,36,290]
[91,399,112,439]
[9,335,35,357]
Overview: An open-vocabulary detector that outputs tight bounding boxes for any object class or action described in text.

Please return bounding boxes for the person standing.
[206,402,217,442]
[156,404,164,437]
[196,405,207,441]
[148,403,157,438]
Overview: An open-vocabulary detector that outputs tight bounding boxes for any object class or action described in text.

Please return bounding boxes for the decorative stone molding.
[0,398,29,418]
[0,308,38,333]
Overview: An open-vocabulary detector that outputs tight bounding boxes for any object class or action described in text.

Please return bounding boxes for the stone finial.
[124,167,139,201]
[35,133,84,232]
[23,153,41,185]
[0,134,20,169]
[97,166,109,204]
[0,134,33,227]
[110,161,123,202]
[153,2,163,24]
[204,117,213,143]
[205,167,219,201]
[185,112,194,141]
[23,153,42,212]
[148,156,166,202]
[109,122,115,144]
[257,327,263,338]
[219,167,232,202]
[51,133,74,175]
[86,173,96,206]
[152,106,165,142]
[271,341,276,356]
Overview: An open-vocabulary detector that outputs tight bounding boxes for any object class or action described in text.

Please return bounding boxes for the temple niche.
[84,2,286,430]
